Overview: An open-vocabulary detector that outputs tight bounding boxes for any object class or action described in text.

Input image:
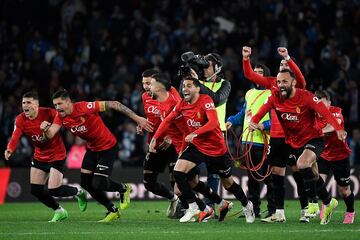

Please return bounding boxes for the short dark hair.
[142,69,160,78]
[314,90,331,101]
[254,63,271,77]
[23,91,39,100]
[279,69,296,80]
[52,89,70,100]
[182,77,201,87]
[152,73,171,91]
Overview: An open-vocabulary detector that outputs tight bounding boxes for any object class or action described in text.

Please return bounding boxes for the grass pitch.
[0,200,359,240]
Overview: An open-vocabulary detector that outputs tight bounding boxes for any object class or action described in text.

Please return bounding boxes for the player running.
[4,91,87,222]
[315,90,355,224]
[242,46,309,222]
[249,69,346,225]
[41,89,152,222]
[149,77,255,223]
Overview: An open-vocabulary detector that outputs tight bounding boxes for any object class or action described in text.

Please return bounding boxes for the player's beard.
[279,86,293,99]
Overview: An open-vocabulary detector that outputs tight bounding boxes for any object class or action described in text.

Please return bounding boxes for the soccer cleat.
[179,208,200,223]
[76,189,88,212]
[119,183,132,210]
[243,201,255,223]
[343,211,355,224]
[98,210,121,223]
[299,209,310,223]
[49,208,68,222]
[305,202,320,218]
[218,200,234,222]
[320,198,338,225]
[319,203,325,220]
[261,212,286,223]
[167,196,179,218]
[198,207,215,222]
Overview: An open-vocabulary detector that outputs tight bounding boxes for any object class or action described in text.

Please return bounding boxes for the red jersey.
[243,58,306,138]
[7,107,66,162]
[317,106,351,161]
[142,87,183,153]
[53,101,117,151]
[154,94,227,156]
[251,89,342,149]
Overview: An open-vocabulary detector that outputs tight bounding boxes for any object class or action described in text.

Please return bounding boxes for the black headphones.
[205,53,223,74]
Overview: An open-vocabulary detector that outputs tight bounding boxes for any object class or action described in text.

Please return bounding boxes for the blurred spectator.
[349,128,360,166]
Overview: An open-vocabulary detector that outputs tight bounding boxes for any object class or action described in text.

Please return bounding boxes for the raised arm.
[242,46,273,89]
[105,101,153,132]
[278,47,306,89]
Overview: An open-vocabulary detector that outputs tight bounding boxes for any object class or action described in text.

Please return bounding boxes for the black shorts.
[144,145,178,173]
[31,159,66,173]
[82,145,118,177]
[267,138,295,168]
[179,144,232,178]
[289,138,325,162]
[318,157,351,186]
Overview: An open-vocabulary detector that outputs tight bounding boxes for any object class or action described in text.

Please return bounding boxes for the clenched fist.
[242,46,252,60]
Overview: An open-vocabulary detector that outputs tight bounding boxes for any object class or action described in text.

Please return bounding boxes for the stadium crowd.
[0,0,359,167]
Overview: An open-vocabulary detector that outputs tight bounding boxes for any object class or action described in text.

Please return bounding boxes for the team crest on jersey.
[197,112,201,118]
[296,107,301,113]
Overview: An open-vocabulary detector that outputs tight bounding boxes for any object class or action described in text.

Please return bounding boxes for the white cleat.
[243,201,255,223]
[167,196,179,218]
[179,208,200,223]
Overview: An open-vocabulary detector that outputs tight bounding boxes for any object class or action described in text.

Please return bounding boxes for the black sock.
[343,192,355,212]
[48,185,78,197]
[299,168,317,202]
[195,198,206,211]
[193,181,222,204]
[293,171,309,208]
[179,195,189,209]
[173,171,196,203]
[226,182,248,206]
[316,177,331,205]
[81,173,114,211]
[144,173,174,200]
[107,179,127,193]
[272,174,285,209]
[31,184,59,210]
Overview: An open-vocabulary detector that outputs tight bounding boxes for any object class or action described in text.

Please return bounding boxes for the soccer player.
[140,70,182,217]
[41,89,152,222]
[315,90,355,224]
[4,91,87,222]
[249,69,346,225]
[149,77,255,223]
[242,46,309,222]
[226,63,275,218]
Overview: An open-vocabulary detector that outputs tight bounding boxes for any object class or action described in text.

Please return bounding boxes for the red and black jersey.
[317,106,351,161]
[154,94,227,156]
[7,107,66,162]
[252,89,342,149]
[53,101,117,151]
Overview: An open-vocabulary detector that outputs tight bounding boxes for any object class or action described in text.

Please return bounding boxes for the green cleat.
[98,210,121,223]
[76,189,88,212]
[320,198,338,225]
[48,208,68,222]
[305,202,320,218]
[119,183,132,210]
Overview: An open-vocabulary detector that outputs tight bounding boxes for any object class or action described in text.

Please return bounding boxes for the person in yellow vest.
[226,63,275,218]
[197,53,231,209]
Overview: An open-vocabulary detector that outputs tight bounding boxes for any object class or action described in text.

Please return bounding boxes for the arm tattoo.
[107,101,137,120]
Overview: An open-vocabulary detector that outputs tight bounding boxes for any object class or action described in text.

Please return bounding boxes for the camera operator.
[179,52,231,210]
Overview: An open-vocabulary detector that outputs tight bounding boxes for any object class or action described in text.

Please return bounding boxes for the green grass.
[0,200,359,240]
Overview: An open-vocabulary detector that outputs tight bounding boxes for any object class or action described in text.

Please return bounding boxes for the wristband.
[285,55,290,61]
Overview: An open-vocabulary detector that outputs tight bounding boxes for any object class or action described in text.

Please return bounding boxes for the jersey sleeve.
[243,59,274,89]
[170,87,181,101]
[53,112,63,126]
[78,101,105,113]
[288,59,306,89]
[251,94,274,124]
[7,116,24,152]
[308,94,342,131]
[193,96,219,135]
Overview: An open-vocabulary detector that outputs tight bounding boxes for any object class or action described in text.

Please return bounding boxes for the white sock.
[56,206,64,212]
[189,202,198,210]
[170,195,178,201]
[276,209,285,215]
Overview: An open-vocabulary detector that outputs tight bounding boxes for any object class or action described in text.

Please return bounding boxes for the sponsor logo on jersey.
[31,134,47,142]
[205,102,215,110]
[147,106,160,116]
[70,125,88,133]
[187,119,202,127]
[281,113,299,122]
